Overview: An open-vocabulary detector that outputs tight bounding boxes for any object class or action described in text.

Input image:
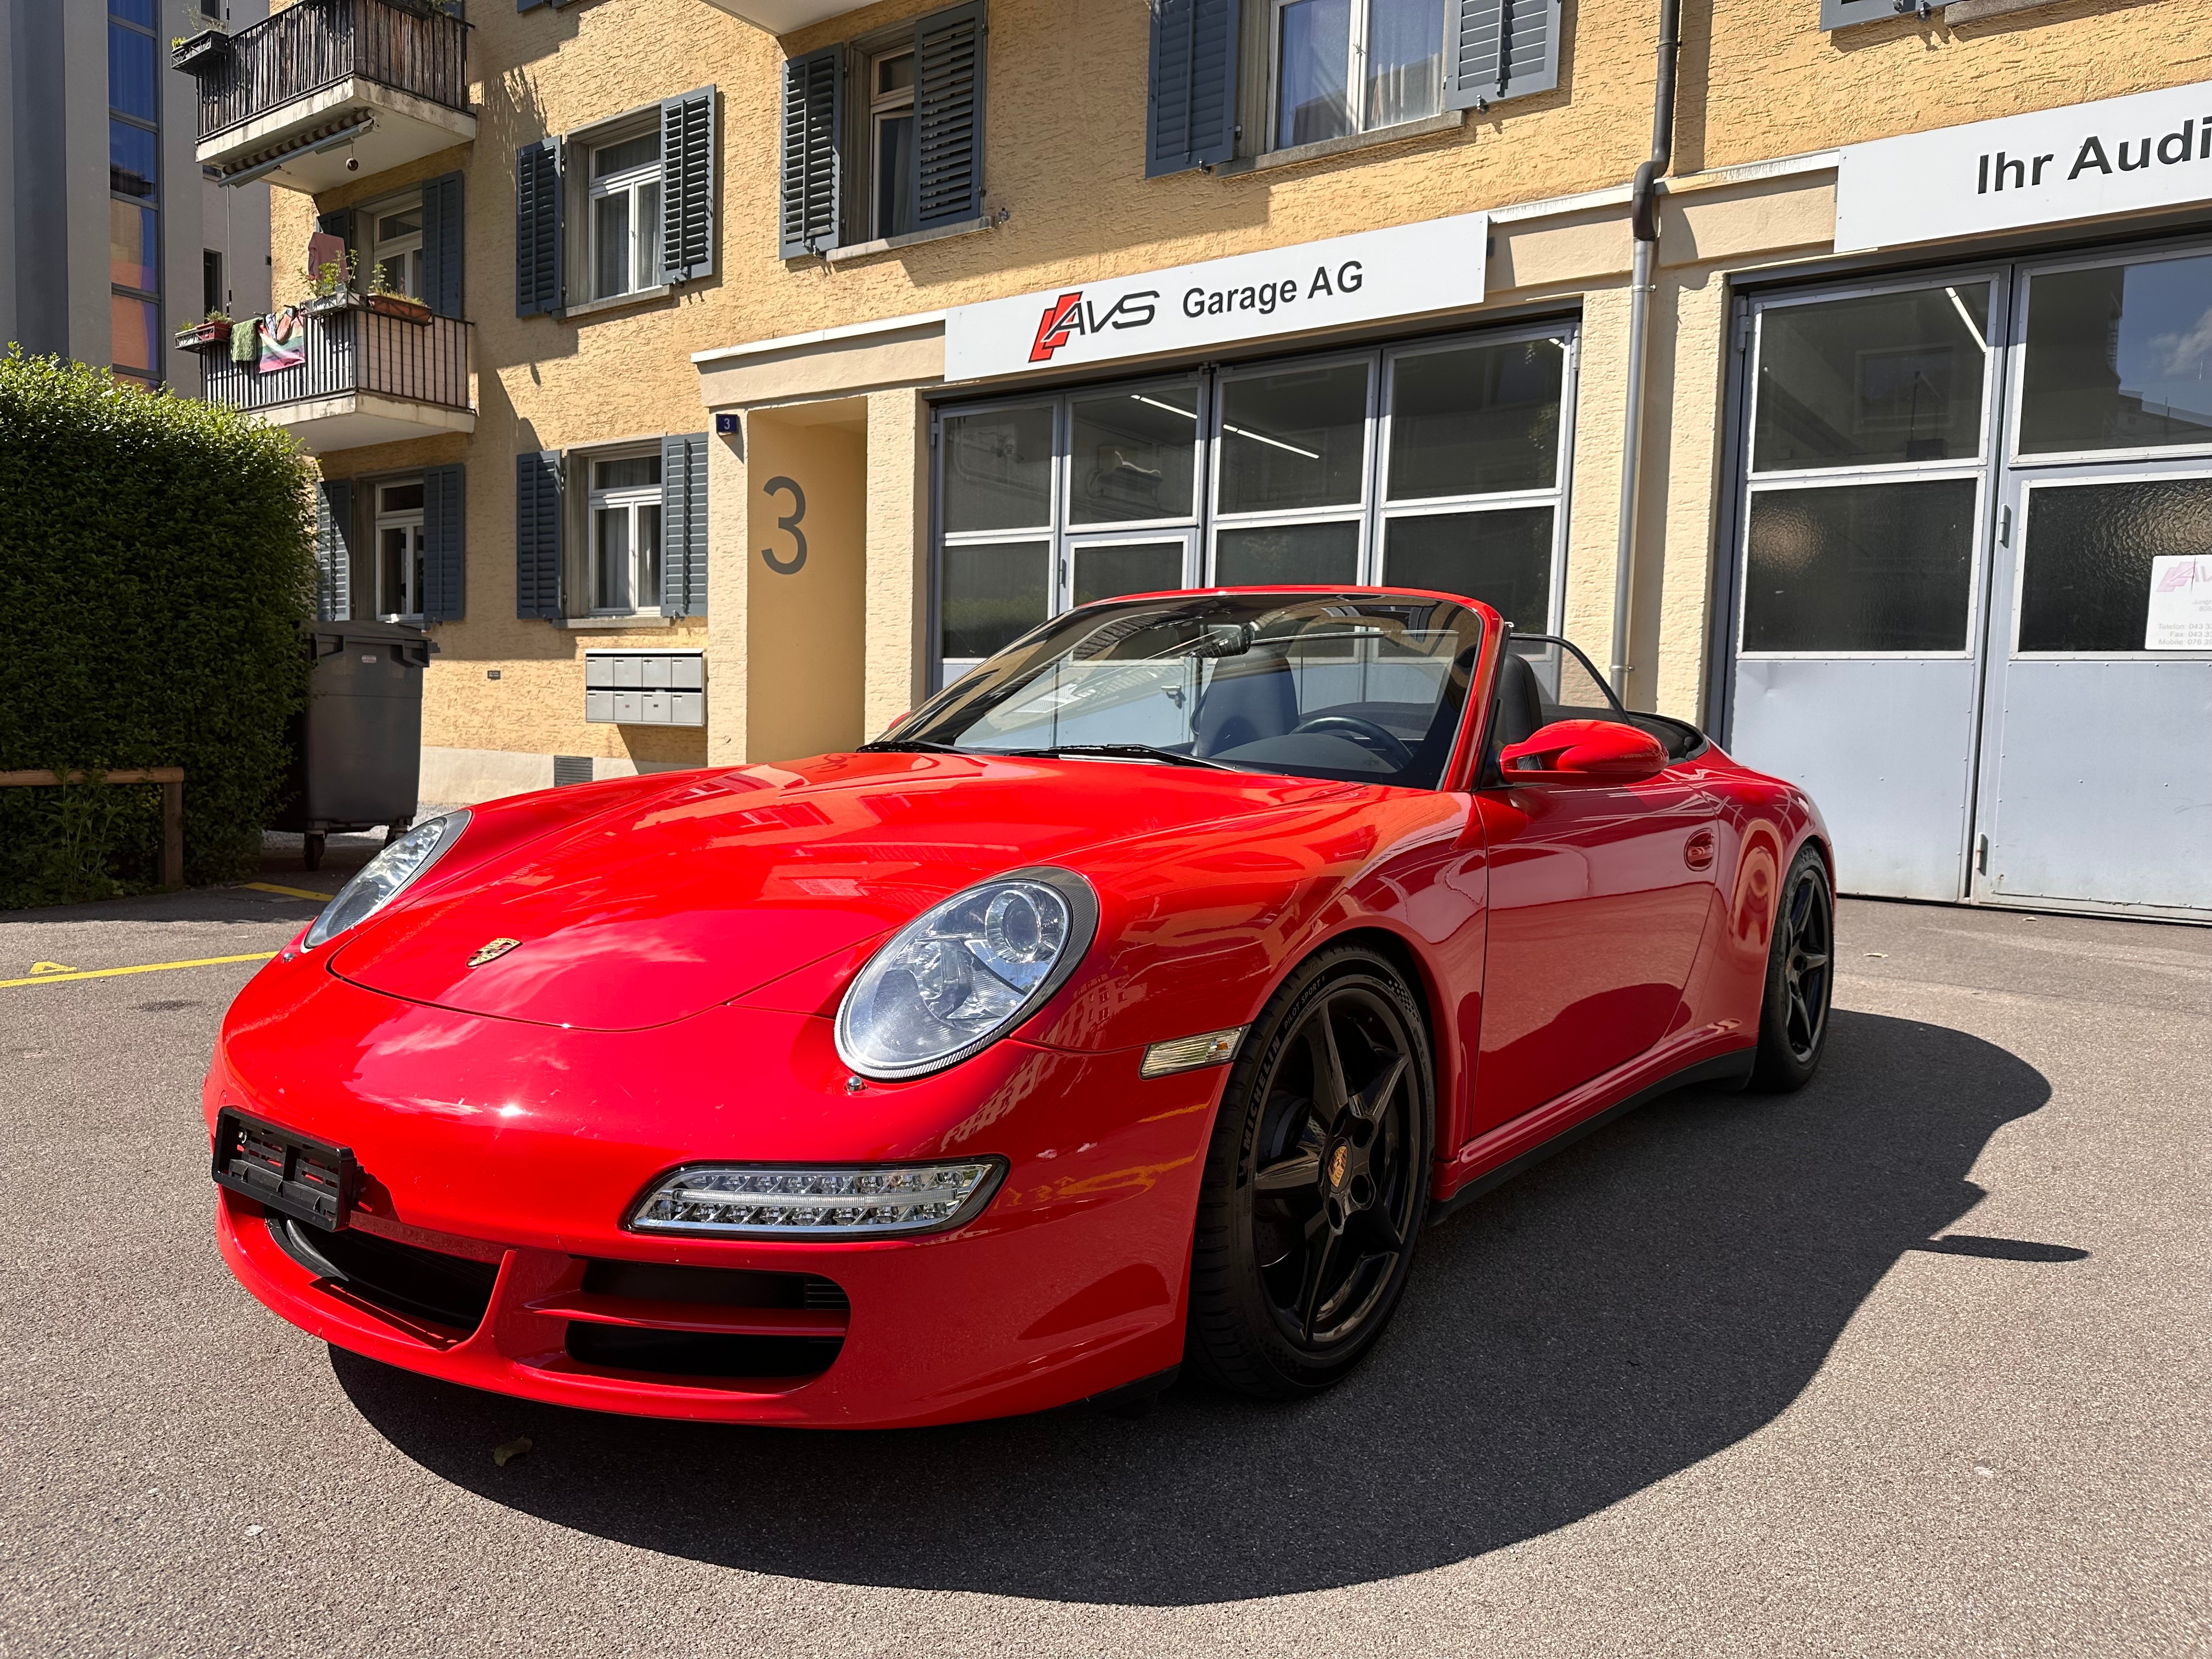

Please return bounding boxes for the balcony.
[203,301,475,452]
[185,0,474,193]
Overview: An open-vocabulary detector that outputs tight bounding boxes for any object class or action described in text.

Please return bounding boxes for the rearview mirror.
[1499,719,1668,783]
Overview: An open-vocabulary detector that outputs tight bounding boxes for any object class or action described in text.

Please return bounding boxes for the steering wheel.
[1288,715,1415,770]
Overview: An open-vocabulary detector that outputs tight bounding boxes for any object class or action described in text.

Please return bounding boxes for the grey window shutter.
[659,432,709,618]
[314,479,352,622]
[1147,0,1239,177]
[516,450,564,619]
[421,171,464,318]
[780,48,842,258]
[915,2,985,230]
[422,464,466,621]
[316,208,353,247]
[1445,0,1561,109]
[518,0,545,10]
[515,138,563,317]
[660,88,716,284]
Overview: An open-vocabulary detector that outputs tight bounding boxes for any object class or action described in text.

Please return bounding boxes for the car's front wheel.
[1186,945,1434,1398]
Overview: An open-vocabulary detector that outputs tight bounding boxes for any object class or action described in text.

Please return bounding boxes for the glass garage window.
[1740,280,1994,657]
[932,323,1578,685]
[2018,253,2212,457]
[1753,285,1991,472]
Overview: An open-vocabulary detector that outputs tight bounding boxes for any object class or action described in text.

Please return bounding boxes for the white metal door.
[1726,273,2008,900]
[1971,245,2212,918]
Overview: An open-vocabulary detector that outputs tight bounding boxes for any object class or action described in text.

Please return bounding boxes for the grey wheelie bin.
[272,620,430,870]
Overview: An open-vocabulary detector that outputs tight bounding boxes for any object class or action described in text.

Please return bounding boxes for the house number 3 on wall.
[761,476,807,574]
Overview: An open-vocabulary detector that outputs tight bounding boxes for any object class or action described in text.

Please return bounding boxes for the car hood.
[329,751,1363,1031]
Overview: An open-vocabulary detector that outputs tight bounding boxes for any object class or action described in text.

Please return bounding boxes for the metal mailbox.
[584,650,706,726]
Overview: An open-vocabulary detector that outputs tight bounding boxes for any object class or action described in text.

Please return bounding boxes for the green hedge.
[0,351,318,907]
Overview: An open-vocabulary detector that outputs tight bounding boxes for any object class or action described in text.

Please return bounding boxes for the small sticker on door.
[2146,555,2212,651]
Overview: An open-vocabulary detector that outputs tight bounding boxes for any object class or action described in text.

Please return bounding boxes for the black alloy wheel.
[1187,947,1434,1397]
[1749,847,1834,1092]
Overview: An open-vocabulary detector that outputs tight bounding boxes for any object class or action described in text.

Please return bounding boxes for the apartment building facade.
[2,0,272,391]
[196,0,2212,919]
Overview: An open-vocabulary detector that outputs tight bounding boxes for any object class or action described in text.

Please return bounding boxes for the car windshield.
[884,592,1489,789]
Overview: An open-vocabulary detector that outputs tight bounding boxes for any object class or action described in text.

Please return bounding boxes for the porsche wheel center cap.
[467,937,521,968]
[1327,1144,1350,1189]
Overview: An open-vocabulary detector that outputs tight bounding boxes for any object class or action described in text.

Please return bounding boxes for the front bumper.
[206,960,1223,1427]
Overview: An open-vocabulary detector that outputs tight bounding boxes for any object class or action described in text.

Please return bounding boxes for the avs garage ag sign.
[943,213,1488,381]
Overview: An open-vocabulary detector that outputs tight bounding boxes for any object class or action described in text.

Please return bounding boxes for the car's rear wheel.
[1748,846,1834,1093]
[1186,946,1433,1398]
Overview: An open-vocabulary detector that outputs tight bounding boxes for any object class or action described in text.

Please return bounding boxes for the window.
[870,49,918,239]
[365,195,426,300]
[589,452,664,613]
[107,0,159,386]
[202,249,223,318]
[932,324,1576,680]
[1271,0,1445,148]
[1741,280,1995,655]
[376,481,427,620]
[1147,0,1558,176]
[779,4,984,259]
[589,131,664,299]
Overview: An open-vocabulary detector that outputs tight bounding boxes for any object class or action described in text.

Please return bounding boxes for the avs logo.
[1029,288,1159,363]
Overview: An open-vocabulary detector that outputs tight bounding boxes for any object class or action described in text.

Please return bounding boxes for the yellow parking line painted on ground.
[0,952,277,990]
[241,882,336,901]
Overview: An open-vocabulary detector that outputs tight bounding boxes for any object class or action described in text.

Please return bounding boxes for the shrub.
[0,351,317,907]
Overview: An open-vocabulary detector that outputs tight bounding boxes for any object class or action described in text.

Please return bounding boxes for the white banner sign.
[2147,554,2212,651]
[1835,78,2212,253]
[943,213,1488,381]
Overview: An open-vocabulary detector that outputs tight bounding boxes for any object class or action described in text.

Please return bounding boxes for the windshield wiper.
[1004,743,1242,771]
[856,737,973,754]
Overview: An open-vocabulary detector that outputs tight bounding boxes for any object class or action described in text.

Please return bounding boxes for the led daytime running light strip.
[630,1161,1005,1238]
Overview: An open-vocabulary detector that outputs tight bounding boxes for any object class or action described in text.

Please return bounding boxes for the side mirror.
[1499,719,1669,783]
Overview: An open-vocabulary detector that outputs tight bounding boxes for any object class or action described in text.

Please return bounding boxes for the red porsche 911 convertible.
[206,588,1833,1428]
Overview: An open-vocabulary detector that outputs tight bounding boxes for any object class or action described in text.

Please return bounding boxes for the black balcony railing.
[193,0,469,144]
[204,304,472,419]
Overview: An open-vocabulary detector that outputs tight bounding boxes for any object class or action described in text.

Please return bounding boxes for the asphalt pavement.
[2,849,2206,1657]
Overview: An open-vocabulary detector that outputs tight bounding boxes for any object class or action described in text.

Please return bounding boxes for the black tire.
[1186,945,1434,1398]
[1748,847,1834,1093]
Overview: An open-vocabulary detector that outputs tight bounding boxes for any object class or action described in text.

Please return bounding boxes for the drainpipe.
[1609,0,1684,703]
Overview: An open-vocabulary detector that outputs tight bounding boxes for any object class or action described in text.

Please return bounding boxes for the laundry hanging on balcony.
[254,307,306,374]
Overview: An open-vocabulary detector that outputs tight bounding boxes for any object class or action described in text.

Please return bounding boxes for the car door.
[1466,636,1723,1137]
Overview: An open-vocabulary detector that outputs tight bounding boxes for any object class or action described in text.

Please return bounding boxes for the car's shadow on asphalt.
[333,1009,2056,1605]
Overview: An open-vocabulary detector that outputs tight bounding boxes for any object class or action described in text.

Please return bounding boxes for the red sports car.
[206,588,1833,1428]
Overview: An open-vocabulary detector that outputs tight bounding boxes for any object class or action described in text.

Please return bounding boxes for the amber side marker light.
[1140,1026,1247,1079]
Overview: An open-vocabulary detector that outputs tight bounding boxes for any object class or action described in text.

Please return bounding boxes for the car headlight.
[834,867,1098,1080]
[303,810,470,948]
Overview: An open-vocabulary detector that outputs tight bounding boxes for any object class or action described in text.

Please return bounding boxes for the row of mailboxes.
[583,651,706,726]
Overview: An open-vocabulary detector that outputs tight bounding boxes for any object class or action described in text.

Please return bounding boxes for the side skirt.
[1424,1048,1756,1229]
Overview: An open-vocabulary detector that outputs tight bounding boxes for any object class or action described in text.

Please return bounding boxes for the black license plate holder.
[212,1109,358,1232]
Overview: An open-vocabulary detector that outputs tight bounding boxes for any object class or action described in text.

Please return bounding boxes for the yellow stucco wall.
[258,0,2212,775]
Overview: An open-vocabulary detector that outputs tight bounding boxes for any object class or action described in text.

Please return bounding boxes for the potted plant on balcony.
[364,267,433,326]
[169,8,228,75]
[298,251,362,318]
[174,308,234,353]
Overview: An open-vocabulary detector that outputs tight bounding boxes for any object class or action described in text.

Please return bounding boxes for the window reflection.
[1753,286,1990,471]
[943,405,1056,533]
[1218,363,1369,514]
[1070,388,1198,524]
[1389,338,1564,498]
[2021,255,2212,454]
